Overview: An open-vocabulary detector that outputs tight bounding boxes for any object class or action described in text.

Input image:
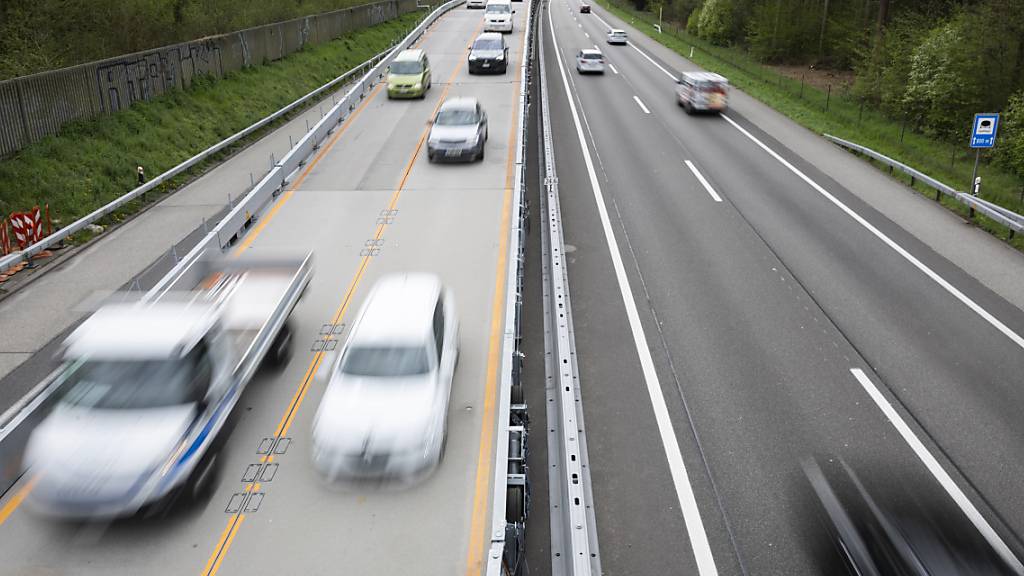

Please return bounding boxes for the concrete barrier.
[0,0,418,158]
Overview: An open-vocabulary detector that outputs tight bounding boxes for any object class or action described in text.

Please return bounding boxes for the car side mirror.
[513,9,516,13]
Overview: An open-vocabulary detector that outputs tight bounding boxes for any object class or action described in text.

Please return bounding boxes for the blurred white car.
[576,49,605,74]
[607,29,628,45]
[467,0,486,8]
[427,97,489,162]
[312,274,458,482]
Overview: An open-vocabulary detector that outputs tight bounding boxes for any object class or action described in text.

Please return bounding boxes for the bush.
[697,0,735,45]
[995,90,1024,181]
[686,7,701,35]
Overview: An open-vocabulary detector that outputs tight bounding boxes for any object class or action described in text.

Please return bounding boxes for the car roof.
[394,49,425,62]
[65,303,216,360]
[609,29,626,33]
[681,71,728,83]
[580,48,603,55]
[486,0,511,4]
[439,97,479,112]
[475,32,504,42]
[349,273,442,346]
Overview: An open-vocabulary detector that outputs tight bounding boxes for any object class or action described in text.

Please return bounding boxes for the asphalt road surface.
[540,0,1024,574]
[0,5,528,575]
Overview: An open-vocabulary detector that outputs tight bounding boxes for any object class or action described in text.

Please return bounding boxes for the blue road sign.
[970,113,999,148]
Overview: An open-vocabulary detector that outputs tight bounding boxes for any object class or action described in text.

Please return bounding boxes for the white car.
[312,274,458,482]
[467,0,486,7]
[607,29,628,44]
[576,49,605,74]
[483,0,514,33]
[427,97,488,162]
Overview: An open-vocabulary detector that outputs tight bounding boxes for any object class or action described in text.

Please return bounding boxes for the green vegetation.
[0,0,401,80]
[0,10,424,233]
[598,0,1024,249]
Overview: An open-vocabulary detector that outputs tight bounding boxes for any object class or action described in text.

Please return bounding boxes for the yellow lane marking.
[202,16,484,576]
[0,476,37,526]
[464,15,530,575]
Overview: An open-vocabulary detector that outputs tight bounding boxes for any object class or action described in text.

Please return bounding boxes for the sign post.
[968,113,999,200]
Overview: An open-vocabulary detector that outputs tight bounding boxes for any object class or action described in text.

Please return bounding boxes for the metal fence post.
[825,84,831,112]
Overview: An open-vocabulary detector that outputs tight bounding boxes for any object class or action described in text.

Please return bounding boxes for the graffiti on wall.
[95,39,223,113]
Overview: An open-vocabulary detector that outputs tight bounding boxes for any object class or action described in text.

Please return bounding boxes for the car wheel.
[265,322,293,370]
[428,152,435,163]
[188,451,221,502]
[478,144,485,161]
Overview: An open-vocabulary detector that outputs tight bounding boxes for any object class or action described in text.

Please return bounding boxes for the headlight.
[469,55,478,61]
[414,83,422,89]
[496,54,504,60]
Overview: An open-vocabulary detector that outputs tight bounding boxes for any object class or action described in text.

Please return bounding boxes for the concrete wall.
[0,0,418,158]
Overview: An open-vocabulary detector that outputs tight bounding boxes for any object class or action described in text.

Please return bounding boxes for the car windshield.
[436,108,478,125]
[390,61,423,75]
[485,4,510,13]
[341,346,431,377]
[473,38,503,51]
[58,358,200,410]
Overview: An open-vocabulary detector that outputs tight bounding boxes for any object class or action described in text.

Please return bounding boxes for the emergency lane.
[0,4,529,576]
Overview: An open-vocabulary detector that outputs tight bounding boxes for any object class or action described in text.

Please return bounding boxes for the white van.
[483,0,514,33]
[676,71,729,114]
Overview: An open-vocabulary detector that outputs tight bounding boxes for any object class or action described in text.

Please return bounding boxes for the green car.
[387,49,432,99]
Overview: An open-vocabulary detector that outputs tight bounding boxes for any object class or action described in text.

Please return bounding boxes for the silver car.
[427,97,488,162]
[311,274,458,482]
[606,29,628,45]
[576,49,605,74]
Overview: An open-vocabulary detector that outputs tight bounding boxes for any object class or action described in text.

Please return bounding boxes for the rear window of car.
[390,61,423,75]
[582,53,602,60]
[473,38,503,51]
[341,346,430,377]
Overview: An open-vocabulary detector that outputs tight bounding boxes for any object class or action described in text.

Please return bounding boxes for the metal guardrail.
[484,0,538,573]
[0,0,464,501]
[536,7,601,575]
[0,30,406,276]
[824,134,1024,237]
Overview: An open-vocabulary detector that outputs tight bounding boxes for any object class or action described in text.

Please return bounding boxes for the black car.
[580,3,591,12]
[468,32,509,75]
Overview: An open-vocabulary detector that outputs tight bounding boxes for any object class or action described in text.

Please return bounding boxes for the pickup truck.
[23,253,312,519]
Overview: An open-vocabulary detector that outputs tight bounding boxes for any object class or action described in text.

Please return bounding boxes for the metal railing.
[535,7,602,575]
[0,18,416,275]
[825,134,1024,237]
[0,0,465,501]
[484,0,539,573]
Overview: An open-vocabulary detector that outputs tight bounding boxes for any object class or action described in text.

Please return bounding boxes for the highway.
[539,0,1024,574]
[0,5,528,575]
[2,0,1024,573]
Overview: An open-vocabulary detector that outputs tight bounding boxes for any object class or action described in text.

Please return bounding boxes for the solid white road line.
[587,7,1024,353]
[608,63,619,74]
[628,42,676,80]
[547,6,719,576]
[849,368,1024,573]
[685,161,723,203]
[585,32,590,38]
[719,114,1024,352]
[633,95,650,114]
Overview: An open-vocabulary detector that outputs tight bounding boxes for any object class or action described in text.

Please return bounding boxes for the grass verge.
[0,9,427,243]
[594,0,1024,250]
